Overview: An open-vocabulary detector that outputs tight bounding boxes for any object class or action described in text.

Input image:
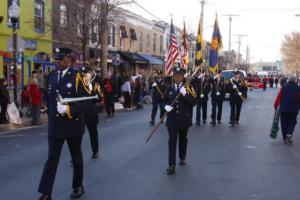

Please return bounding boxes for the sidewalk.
[0,102,126,133]
[0,113,48,133]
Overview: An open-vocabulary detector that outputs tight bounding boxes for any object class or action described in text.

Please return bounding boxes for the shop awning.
[137,53,163,65]
[119,51,148,64]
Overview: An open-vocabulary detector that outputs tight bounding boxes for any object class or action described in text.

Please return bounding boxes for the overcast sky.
[123,0,300,63]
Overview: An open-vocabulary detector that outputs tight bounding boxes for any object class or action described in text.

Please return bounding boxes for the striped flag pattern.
[181,21,189,69]
[165,20,179,76]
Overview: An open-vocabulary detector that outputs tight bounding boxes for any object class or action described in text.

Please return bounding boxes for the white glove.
[152,82,157,87]
[180,87,187,96]
[200,94,205,98]
[238,92,242,96]
[216,92,220,96]
[233,85,237,89]
[164,105,173,112]
[57,104,68,114]
[89,83,93,91]
[184,73,189,78]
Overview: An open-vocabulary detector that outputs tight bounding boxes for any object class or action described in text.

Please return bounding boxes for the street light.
[8,0,20,107]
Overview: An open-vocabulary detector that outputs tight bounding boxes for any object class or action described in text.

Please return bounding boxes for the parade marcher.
[163,67,196,175]
[0,78,9,124]
[269,75,274,88]
[150,70,166,125]
[194,70,211,125]
[103,71,115,117]
[275,76,279,88]
[210,70,226,125]
[81,67,103,159]
[37,48,89,200]
[274,76,300,144]
[262,75,268,91]
[229,70,247,126]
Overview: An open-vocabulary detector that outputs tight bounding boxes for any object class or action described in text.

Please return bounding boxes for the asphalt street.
[1,88,300,200]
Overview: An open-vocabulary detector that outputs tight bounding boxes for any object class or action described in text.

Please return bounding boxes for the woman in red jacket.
[28,74,42,125]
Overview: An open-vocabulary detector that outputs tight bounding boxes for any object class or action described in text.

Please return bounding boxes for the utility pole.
[246,45,249,73]
[199,0,206,67]
[234,34,247,67]
[222,14,239,52]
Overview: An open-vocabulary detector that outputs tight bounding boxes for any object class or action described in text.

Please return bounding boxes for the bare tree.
[97,0,133,77]
[281,32,300,75]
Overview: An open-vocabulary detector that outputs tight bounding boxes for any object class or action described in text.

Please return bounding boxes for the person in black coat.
[37,48,89,200]
[193,70,211,125]
[210,70,226,125]
[80,67,103,159]
[229,70,247,126]
[150,70,166,125]
[274,76,300,143]
[163,67,196,175]
[0,78,10,124]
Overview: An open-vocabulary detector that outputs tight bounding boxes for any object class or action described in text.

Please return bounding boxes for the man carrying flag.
[208,15,223,73]
[165,19,179,76]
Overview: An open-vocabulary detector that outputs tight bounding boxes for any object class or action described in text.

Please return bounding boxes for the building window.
[130,39,134,51]
[160,35,163,54]
[153,33,157,53]
[146,34,150,52]
[34,0,44,33]
[60,4,67,27]
[138,32,143,52]
[108,25,115,47]
[7,0,20,29]
[91,22,98,43]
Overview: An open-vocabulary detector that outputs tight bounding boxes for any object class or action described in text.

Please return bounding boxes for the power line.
[132,0,162,21]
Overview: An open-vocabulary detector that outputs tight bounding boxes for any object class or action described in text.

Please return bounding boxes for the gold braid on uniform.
[75,72,92,95]
[186,85,196,98]
[94,82,104,98]
[66,105,73,119]
[241,79,248,88]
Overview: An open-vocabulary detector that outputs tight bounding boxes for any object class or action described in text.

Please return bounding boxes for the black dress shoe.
[71,186,84,199]
[202,120,206,124]
[229,121,235,126]
[218,121,221,124]
[179,160,186,166]
[38,194,52,200]
[210,121,216,126]
[92,152,98,159]
[150,120,155,125]
[195,121,200,126]
[235,121,239,125]
[166,165,176,175]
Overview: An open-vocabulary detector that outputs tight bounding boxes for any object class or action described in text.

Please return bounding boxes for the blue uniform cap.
[173,67,185,75]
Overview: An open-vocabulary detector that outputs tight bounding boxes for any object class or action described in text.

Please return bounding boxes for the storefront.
[118,51,148,76]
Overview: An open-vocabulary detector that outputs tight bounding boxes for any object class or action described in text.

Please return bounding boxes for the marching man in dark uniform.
[164,67,196,175]
[150,70,166,125]
[81,67,103,159]
[229,70,247,126]
[210,70,226,125]
[194,70,211,125]
[37,48,88,200]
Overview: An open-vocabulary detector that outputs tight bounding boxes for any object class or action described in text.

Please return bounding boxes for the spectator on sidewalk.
[134,77,143,109]
[121,76,132,109]
[103,71,115,117]
[28,74,42,125]
[0,78,10,124]
[274,76,300,144]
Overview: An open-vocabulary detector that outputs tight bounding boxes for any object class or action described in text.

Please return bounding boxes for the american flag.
[165,20,179,76]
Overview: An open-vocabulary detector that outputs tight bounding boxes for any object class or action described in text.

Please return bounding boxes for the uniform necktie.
[58,70,63,83]
[176,84,180,92]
